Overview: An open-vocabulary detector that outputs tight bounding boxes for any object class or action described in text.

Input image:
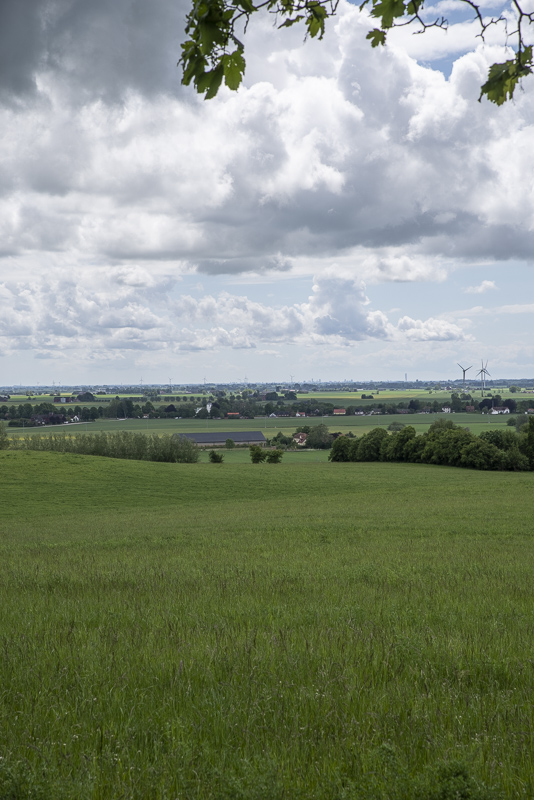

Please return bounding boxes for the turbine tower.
[476,360,490,395]
[457,363,472,390]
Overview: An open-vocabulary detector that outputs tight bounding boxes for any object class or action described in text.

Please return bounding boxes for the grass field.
[6,411,514,442]
[1,450,534,798]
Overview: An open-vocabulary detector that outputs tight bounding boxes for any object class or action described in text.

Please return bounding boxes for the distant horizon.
[2,378,533,391]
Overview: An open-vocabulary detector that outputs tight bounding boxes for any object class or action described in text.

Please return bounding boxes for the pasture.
[6,410,514,442]
[1,450,534,798]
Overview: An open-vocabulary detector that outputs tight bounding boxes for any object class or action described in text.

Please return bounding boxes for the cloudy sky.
[1,0,533,385]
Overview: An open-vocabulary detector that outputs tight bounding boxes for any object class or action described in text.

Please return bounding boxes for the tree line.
[2,390,532,427]
[4,429,199,464]
[329,419,534,471]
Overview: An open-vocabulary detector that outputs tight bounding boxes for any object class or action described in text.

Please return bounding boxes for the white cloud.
[396,316,469,341]
[0,272,468,365]
[464,280,497,293]
[2,1,534,282]
[0,0,532,380]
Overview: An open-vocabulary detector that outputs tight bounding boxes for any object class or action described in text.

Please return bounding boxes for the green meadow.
[7,411,514,442]
[2,450,534,798]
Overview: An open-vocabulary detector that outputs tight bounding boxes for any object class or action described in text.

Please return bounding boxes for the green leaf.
[198,20,228,54]
[366,28,387,47]
[405,0,423,14]
[479,48,532,105]
[370,0,406,29]
[306,3,328,39]
[204,63,225,99]
[222,50,246,90]
[279,15,305,28]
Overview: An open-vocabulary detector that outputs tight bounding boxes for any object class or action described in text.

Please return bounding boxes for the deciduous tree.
[179,0,534,104]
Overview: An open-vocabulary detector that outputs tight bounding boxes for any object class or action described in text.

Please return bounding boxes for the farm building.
[293,432,308,446]
[175,431,267,447]
[333,409,346,415]
[490,407,510,414]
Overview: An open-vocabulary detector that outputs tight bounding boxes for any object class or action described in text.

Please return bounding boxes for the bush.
[503,446,529,471]
[265,449,283,463]
[328,435,353,462]
[0,422,9,450]
[460,439,504,470]
[479,429,520,451]
[225,438,235,448]
[388,421,405,432]
[249,445,267,463]
[271,431,292,447]
[209,450,224,463]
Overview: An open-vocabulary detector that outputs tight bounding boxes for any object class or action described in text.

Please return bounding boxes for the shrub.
[460,439,504,470]
[249,445,267,463]
[265,449,283,463]
[479,429,520,451]
[328,435,353,462]
[209,450,224,463]
[388,421,406,432]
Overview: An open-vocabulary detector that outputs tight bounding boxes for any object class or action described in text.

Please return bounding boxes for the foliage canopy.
[328,420,531,471]
[180,0,534,104]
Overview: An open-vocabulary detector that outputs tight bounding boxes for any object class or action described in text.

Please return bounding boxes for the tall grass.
[1,452,534,798]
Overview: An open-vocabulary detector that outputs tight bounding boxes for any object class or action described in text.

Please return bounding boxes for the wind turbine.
[457,363,472,390]
[476,360,490,395]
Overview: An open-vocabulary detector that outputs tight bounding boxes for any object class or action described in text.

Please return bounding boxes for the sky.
[0,0,533,386]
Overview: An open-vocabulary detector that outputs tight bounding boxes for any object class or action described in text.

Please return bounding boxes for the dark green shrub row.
[329,419,534,471]
[11,430,199,463]
[249,446,284,463]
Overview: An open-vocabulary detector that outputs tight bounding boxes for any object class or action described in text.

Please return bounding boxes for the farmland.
[1,450,534,798]
[5,410,516,442]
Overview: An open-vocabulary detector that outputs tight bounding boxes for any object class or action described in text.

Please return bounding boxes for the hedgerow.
[329,418,533,471]
[10,429,199,463]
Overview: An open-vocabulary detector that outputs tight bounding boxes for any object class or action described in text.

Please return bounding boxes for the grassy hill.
[1,451,534,798]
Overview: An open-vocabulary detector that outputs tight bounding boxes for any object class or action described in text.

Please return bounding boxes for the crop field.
[1,450,534,799]
[6,410,514,442]
[296,388,525,402]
